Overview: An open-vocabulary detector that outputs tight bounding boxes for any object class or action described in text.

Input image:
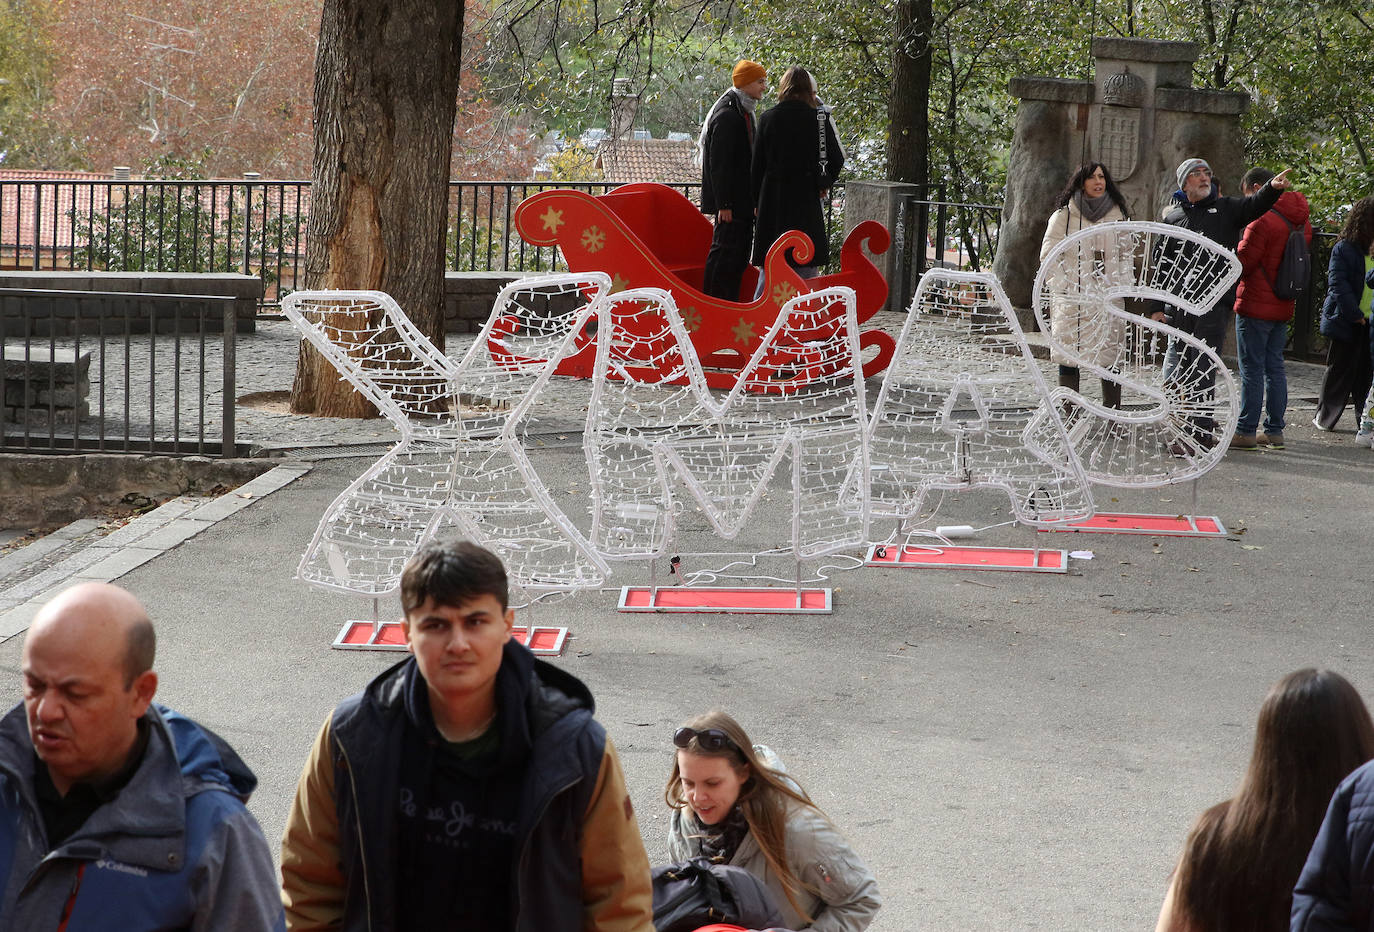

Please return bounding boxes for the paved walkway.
[0,465,308,632]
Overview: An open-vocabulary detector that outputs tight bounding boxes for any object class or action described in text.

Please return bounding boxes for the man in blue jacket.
[1292,758,1374,930]
[0,582,284,930]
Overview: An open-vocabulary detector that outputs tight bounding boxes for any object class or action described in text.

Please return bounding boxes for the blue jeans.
[1163,328,1226,437]
[1235,316,1288,435]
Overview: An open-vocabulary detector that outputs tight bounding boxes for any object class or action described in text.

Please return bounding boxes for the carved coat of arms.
[1095,70,1146,181]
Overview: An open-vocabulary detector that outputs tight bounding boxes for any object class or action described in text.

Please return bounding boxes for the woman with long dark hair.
[665,710,880,932]
[750,66,843,280]
[1037,161,1131,408]
[1155,669,1374,932]
[1313,196,1374,435]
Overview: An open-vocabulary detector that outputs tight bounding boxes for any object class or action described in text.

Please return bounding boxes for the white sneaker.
[1357,429,1374,448]
[1313,416,1332,432]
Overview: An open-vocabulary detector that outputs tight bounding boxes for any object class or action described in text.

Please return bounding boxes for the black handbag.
[651,857,787,932]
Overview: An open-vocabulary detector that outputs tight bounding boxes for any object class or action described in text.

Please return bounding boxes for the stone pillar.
[844,180,921,312]
[991,80,1092,310]
[995,38,1251,315]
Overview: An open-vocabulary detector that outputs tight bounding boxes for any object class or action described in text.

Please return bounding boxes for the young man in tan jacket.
[280,540,654,931]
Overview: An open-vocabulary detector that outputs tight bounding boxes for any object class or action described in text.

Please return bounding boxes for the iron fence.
[0,179,309,307]
[0,175,1002,310]
[447,181,703,274]
[0,288,240,455]
[1,178,862,306]
[13,176,1337,355]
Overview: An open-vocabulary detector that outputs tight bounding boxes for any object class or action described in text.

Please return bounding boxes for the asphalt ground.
[3,403,1371,930]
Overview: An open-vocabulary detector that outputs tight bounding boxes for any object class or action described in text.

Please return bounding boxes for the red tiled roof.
[0,172,114,254]
[0,173,254,258]
[597,138,698,185]
[0,169,113,182]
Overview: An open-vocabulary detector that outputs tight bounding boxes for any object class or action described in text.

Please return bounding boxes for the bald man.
[0,582,284,930]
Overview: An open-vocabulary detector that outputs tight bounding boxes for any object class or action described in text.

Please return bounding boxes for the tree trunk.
[290,0,464,416]
[885,0,932,190]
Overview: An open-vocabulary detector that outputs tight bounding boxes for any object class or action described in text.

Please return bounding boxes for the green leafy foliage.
[69,153,289,279]
[545,141,603,181]
[474,0,732,141]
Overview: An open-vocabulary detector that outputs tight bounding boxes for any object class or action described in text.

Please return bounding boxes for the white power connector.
[934,524,976,538]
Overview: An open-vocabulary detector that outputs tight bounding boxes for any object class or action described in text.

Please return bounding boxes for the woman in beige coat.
[1038,161,1130,408]
[665,710,881,932]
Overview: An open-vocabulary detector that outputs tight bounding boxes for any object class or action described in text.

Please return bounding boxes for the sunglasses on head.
[673,726,734,752]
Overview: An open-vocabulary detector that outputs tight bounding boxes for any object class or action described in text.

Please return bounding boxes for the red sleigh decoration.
[509,183,896,389]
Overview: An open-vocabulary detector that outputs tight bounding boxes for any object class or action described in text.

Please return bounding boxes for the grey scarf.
[1074,190,1115,223]
[732,87,758,116]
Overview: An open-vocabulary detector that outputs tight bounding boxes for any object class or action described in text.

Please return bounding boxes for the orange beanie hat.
[731,60,766,88]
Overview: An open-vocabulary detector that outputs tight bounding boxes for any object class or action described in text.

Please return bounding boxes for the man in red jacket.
[1231,167,1313,450]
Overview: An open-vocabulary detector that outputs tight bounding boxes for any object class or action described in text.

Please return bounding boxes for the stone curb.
[0,463,312,641]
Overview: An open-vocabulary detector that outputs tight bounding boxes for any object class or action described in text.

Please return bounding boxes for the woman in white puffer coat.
[1038,161,1131,409]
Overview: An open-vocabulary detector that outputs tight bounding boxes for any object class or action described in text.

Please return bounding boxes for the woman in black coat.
[1313,195,1374,433]
[749,66,843,278]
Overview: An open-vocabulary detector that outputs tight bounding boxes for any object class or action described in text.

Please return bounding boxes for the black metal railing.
[0,288,240,455]
[2,178,863,308]
[14,177,1337,355]
[1,175,1001,309]
[0,179,309,307]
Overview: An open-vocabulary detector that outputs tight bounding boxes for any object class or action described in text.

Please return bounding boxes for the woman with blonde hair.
[1155,669,1374,932]
[665,711,880,932]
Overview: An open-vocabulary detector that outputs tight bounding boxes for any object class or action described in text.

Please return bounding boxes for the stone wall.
[0,453,272,527]
[0,271,524,337]
[843,182,919,313]
[992,82,1093,318]
[445,271,522,333]
[0,272,263,335]
[2,347,90,425]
